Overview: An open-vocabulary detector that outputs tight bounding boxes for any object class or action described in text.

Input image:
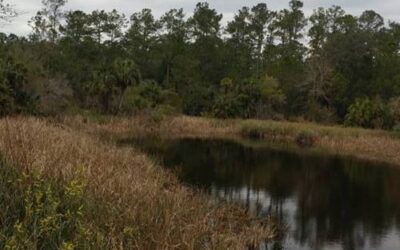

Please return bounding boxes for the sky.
[1,0,399,35]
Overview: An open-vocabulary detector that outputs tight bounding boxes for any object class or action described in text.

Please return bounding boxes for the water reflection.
[129,137,400,250]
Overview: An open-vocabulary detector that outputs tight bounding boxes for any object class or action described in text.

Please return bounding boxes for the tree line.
[1,0,400,129]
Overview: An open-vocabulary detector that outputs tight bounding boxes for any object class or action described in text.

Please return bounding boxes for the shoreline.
[0,117,276,249]
[2,114,399,248]
[68,115,400,168]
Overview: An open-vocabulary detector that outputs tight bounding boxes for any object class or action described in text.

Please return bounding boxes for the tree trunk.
[116,88,126,115]
[166,63,170,88]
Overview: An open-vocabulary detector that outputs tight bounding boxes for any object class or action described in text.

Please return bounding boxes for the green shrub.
[211,75,286,119]
[345,97,394,129]
[149,105,178,124]
[120,85,148,114]
[0,56,38,116]
[211,94,242,119]
[121,81,181,115]
[389,97,400,129]
[257,75,286,118]
[183,84,214,116]
[0,162,105,249]
[0,80,14,115]
[305,100,338,124]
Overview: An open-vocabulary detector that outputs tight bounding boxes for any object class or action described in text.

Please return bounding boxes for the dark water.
[128,137,400,250]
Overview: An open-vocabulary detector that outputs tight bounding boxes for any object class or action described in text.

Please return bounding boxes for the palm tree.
[111,58,141,114]
[89,70,115,113]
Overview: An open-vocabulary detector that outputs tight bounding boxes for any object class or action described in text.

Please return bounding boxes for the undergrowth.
[0,160,108,249]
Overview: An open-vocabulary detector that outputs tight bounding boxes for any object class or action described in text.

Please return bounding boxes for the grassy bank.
[0,117,275,249]
[66,115,400,168]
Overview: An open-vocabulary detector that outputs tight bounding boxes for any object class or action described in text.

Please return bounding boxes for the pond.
[128,137,400,250]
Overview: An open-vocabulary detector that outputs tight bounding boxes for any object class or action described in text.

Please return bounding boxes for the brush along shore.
[65,115,400,168]
[0,117,275,249]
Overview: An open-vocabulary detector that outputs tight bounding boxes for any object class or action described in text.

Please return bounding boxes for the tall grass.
[237,119,400,165]
[0,161,106,249]
[0,117,275,249]
[70,115,400,167]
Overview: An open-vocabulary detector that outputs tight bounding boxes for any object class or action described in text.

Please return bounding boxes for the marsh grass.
[0,117,275,249]
[19,113,397,248]
[0,162,106,249]
[70,115,400,168]
[237,119,400,166]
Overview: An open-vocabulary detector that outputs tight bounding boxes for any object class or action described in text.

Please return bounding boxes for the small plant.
[240,122,266,139]
[296,130,319,147]
[147,105,176,125]
[389,97,400,130]
[0,163,104,249]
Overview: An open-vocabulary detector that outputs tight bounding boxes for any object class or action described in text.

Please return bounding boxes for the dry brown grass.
[0,117,275,249]
[319,135,400,166]
[60,115,235,139]
[66,115,400,168]
[238,119,400,166]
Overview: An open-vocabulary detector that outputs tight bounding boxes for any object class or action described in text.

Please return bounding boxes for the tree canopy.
[1,1,400,129]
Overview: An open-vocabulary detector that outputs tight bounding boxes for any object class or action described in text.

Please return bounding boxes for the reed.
[0,117,275,249]
[67,115,400,167]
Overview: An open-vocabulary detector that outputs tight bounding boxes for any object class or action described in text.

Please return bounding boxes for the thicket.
[1,0,400,129]
[345,97,395,129]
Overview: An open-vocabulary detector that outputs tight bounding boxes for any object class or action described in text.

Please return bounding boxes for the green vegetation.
[0,0,400,130]
[345,97,394,129]
[2,1,400,247]
[0,56,37,115]
[0,161,105,249]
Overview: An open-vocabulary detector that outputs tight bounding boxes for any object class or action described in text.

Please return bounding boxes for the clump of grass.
[0,117,275,249]
[240,120,294,140]
[295,130,318,147]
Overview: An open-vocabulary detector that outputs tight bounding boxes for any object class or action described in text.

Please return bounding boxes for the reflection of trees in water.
[292,158,400,250]
[137,138,400,250]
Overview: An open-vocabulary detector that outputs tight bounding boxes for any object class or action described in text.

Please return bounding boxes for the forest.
[3,1,400,249]
[1,0,400,130]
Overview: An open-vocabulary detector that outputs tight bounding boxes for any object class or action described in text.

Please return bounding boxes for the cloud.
[1,0,399,35]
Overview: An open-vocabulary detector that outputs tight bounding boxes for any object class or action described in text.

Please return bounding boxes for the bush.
[121,81,181,115]
[345,97,394,129]
[389,97,400,123]
[120,85,150,114]
[0,56,38,116]
[183,84,214,116]
[0,80,14,115]
[239,75,286,119]
[32,77,74,115]
[393,124,400,132]
[211,94,242,119]
[305,100,338,124]
[147,105,178,124]
[211,75,286,119]
[0,162,105,249]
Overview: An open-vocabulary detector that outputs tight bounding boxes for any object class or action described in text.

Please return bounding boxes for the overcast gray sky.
[1,0,399,35]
